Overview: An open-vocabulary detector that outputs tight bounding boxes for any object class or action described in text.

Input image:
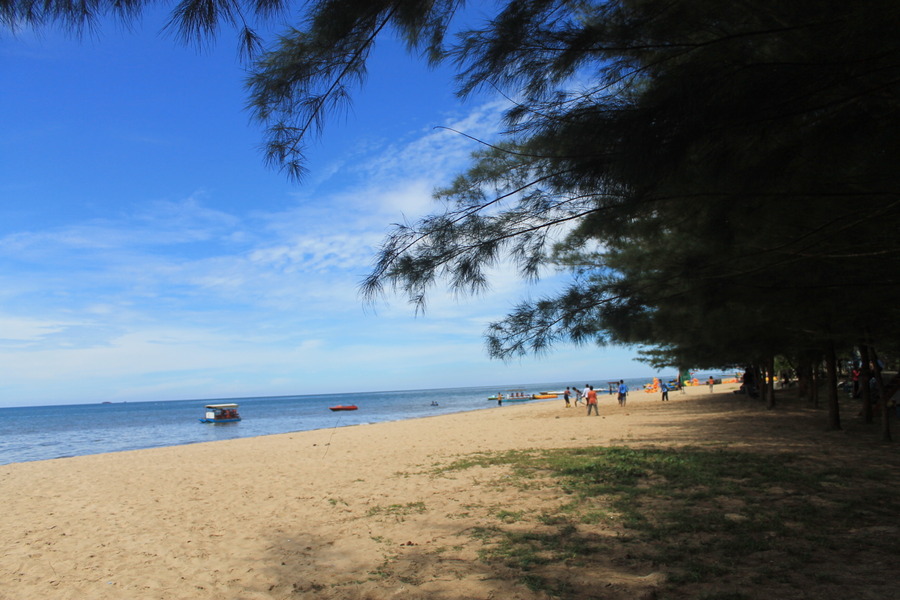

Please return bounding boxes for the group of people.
[562,381,630,415]
[558,376,725,410]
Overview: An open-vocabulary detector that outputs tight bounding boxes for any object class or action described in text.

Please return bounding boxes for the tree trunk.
[870,347,892,442]
[859,344,873,423]
[811,361,820,408]
[756,363,766,402]
[825,341,841,431]
[797,355,811,401]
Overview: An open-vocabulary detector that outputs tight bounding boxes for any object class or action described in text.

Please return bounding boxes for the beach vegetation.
[495,509,525,523]
[450,444,900,598]
[366,501,427,520]
[8,1,900,436]
[366,562,393,581]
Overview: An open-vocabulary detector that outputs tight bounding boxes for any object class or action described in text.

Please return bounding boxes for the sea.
[0,378,657,466]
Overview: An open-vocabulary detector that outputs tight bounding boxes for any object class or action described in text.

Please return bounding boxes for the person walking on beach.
[563,387,571,408]
[582,384,591,408]
[572,385,583,406]
[586,385,599,415]
[617,380,628,406]
[708,376,715,392]
[660,381,669,401]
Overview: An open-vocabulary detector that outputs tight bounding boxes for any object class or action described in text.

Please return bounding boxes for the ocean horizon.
[0,378,664,466]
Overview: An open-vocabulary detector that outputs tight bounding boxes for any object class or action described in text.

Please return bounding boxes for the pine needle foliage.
[6,0,900,369]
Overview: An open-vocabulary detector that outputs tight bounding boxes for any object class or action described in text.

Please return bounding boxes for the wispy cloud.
[0,93,649,406]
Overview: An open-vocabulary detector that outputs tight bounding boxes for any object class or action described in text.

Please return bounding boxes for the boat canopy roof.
[205,403,239,409]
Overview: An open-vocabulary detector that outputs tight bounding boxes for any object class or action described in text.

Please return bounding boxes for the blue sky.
[0,9,659,407]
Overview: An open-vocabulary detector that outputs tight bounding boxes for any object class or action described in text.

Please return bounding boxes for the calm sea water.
[0,378,655,465]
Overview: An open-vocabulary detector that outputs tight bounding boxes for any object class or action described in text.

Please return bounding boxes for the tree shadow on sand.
[256,393,900,600]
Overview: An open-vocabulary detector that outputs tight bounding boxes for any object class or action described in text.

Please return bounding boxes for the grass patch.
[366,501,427,519]
[496,509,526,523]
[455,445,900,598]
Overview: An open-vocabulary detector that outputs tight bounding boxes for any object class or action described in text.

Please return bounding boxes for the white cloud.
[0,317,71,342]
[0,92,652,407]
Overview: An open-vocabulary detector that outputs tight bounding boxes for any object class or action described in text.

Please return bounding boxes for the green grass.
[495,509,526,523]
[366,501,427,518]
[446,445,900,598]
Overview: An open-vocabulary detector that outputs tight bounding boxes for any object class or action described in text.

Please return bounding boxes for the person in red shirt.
[586,385,599,416]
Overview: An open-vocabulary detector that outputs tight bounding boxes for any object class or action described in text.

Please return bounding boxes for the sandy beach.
[2,382,897,600]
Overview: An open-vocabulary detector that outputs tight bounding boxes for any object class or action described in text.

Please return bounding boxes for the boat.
[199,403,241,423]
[531,393,557,399]
[329,405,358,411]
[489,389,529,401]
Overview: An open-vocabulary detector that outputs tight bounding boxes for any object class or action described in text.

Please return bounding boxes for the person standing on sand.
[660,381,669,401]
[708,376,715,392]
[563,387,571,408]
[586,385,599,415]
[582,384,591,408]
[617,380,628,406]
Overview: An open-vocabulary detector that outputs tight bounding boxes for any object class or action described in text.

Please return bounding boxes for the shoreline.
[0,377,671,466]
[7,381,888,600]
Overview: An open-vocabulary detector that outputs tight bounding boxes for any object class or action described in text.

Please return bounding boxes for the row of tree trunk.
[745,345,893,442]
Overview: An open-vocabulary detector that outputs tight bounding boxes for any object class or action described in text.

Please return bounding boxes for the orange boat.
[329,405,358,411]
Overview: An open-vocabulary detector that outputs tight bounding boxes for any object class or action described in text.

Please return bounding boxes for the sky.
[0,7,662,407]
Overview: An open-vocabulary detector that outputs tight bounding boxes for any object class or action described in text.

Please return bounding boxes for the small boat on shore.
[329,405,358,412]
[489,389,529,401]
[199,403,241,423]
